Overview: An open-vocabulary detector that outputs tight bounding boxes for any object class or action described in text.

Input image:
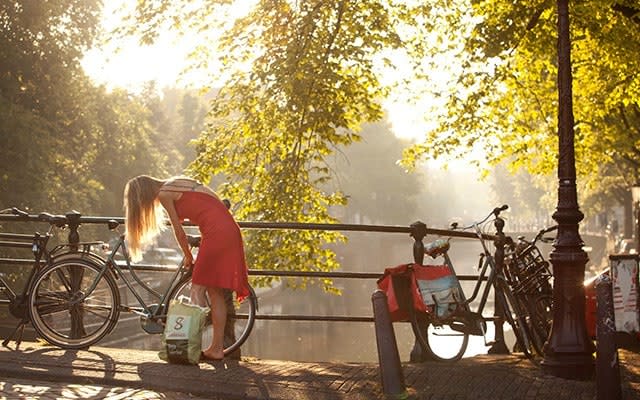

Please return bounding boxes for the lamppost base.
[541,353,594,380]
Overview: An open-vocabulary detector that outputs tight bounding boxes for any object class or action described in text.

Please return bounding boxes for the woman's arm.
[157,191,194,266]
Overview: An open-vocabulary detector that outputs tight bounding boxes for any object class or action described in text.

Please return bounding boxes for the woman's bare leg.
[202,286,226,359]
[189,283,207,307]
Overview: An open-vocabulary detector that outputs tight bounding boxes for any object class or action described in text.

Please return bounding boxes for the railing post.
[372,289,408,399]
[596,272,621,400]
[488,216,509,354]
[66,210,81,252]
[66,210,86,340]
[410,221,427,265]
[409,221,428,362]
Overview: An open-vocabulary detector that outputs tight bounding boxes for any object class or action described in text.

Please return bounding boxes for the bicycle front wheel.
[29,258,120,349]
[524,294,552,356]
[496,279,534,358]
[169,278,257,356]
[410,310,469,362]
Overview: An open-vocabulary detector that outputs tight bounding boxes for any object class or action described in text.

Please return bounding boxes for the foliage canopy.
[402,1,640,213]
[119,0,434,290]
[0,1,183,216]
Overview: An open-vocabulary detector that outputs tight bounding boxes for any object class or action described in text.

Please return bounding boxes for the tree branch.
[612,3,640,25]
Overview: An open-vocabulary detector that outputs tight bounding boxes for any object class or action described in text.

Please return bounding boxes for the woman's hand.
[183,252,194,269]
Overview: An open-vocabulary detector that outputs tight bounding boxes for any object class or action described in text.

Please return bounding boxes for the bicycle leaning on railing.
[393,205,536,362]
[0,207,258,355]
[504,225,557,356]
[0,207,75,347]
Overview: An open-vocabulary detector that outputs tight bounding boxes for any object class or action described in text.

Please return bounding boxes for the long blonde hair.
[123,175,166,261]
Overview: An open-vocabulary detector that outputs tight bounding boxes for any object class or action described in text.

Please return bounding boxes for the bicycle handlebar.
[0,207,121,229]
[533,225,558,244]
[1,207,69,227]
[540,225,558,235]
[2,198,233,228]
[492,204,509,216]
[11,207,29,218]
[453,204,509,232]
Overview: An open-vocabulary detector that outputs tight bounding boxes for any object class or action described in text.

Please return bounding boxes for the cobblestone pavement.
[0,377,209,400]
[0,341,638,399]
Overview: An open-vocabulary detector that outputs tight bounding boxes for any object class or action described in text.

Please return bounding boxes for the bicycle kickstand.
[2,319,27,349]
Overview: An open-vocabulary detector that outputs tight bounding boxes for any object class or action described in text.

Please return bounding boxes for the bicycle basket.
[507,245,552,294]
[514,245,546,270]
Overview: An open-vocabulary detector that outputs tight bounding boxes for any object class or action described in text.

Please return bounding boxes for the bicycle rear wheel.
[29,258,120,349]
[410,310,469,362]
[169,277,257,356]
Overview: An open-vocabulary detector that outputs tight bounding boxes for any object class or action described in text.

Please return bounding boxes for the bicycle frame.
[77,232,190,322]
[0,225,58,347]
[430,241,498,340]
[0,230,53,305]
[425,213,508,334]
[456,252,497,313]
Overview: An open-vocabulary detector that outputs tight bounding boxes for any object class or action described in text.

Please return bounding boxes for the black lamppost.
[540,0,595,379]
[632,185,640,254]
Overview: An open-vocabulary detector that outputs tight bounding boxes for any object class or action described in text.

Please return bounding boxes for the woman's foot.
[201,350,224,361]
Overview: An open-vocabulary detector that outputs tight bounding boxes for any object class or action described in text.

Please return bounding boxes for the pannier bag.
[159,299,210,364]
[377,263,463,322]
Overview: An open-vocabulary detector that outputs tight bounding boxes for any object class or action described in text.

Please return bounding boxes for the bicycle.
[0,207,96,347]
[504,225,557,356]
[406,205,535,362]
[1,208,258,356]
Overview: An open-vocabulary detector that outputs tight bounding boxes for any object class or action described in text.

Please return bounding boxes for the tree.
[0,1,103,212]
[117,0,435,290]
[86,86,170,215]
[401,1,640,217]
[0,1,171,216]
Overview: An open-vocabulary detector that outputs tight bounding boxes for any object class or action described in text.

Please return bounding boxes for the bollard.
[596,273,621,400]
[372,289,408,399]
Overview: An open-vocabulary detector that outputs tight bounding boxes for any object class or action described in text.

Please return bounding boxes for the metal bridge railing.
[0,213,500,325]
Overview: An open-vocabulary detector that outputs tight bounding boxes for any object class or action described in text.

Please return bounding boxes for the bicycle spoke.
[53,267,74,294]
[33,300,69,316]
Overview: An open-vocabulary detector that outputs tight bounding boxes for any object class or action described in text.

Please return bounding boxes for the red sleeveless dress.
[174,191,249,300]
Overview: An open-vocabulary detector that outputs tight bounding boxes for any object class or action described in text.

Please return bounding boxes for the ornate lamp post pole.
[541,0,595,379]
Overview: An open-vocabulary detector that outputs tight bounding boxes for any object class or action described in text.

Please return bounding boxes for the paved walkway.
[0,341,638,399]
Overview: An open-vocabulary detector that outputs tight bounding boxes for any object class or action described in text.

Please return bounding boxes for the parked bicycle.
[401,205,535,362]
[0,208,258,355]
[0,207,96,347]
[504,225,557,356]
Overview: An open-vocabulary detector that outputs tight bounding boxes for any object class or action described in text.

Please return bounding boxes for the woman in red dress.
[124,175,249,361]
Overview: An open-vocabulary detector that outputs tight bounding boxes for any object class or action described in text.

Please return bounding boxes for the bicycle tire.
[410,308,469,362]
[523,294,552,356]
[29,257,120,349]
[169,276,257,356]
[495,279,534,358]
